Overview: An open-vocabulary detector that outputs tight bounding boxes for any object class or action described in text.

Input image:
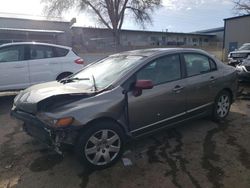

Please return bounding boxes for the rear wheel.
[75,121,124,169]
[212,90,231,121]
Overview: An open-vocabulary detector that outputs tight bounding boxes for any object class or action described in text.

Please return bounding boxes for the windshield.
[71,55,144,90]
[239,44,250,51]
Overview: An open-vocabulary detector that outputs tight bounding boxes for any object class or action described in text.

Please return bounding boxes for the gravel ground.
[1,84,250,188]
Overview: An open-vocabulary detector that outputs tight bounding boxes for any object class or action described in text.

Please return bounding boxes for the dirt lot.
[1,85,250,188]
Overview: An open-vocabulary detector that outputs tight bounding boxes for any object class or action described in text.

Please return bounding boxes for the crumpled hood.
[14,81,94,113]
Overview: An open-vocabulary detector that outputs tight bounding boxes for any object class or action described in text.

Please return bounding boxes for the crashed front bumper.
[228,58,244,66]
[236,66,250,81]
[11,109,80,153]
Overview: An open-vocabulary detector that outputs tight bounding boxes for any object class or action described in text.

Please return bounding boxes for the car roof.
[0,42,72,50]
[111,48,209,57]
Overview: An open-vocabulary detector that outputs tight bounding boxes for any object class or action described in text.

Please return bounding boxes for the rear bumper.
[11,109,79,153]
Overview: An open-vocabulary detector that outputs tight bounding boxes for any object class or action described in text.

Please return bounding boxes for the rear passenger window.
[184,54,216,77]
[54,47,69,57]
[29,45,54,60]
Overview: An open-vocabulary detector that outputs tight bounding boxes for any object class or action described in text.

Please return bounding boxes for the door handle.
[50,62,59,64]
[210,76,216,83]
[172,85,184,93]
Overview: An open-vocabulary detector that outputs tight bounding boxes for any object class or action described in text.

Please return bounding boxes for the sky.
[0,0,236,32]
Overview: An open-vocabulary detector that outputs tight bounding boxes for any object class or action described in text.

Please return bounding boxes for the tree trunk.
[112,29,121,52]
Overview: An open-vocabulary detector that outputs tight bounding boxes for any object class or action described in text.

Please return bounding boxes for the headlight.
[55,117,74,127]
[37,113,57,126]
[37,113,74,127]
[14,91,23,104]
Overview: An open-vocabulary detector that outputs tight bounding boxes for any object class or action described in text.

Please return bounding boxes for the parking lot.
[0,84,250,188]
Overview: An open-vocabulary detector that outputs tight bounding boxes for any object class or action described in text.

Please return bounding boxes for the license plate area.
[23,123,52,145]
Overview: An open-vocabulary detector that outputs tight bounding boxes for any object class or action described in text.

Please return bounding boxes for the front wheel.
[75,121,124,169]
[212,90,231,121]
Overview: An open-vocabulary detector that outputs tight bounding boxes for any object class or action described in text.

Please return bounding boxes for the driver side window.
[137,54,181,85]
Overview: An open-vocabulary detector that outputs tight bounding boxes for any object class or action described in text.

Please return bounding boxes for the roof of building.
[73,26,216,37]
[192,27,224,34]
[0,15,70,23]
[224,14,250,21]
[0,27,65,34]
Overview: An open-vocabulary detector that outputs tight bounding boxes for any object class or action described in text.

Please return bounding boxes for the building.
[0,16,219,53]
[72,27,216,52]
[224,14,250,53]
[0,17,72,46]
[193,27,224,47]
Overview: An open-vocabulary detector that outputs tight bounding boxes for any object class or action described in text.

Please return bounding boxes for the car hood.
[14,81,95,113]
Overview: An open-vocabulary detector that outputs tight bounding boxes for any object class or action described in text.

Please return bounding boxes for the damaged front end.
[11,90,94,154]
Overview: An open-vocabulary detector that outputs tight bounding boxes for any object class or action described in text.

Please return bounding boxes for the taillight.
[74,58,84,64]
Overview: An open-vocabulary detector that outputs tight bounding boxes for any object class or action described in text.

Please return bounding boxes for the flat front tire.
[75,121,124,169]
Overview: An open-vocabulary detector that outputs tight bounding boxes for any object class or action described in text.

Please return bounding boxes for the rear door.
[0,45,29,91]
[127,54,187,135]
[27,45,62,85]
[182,53,218,113]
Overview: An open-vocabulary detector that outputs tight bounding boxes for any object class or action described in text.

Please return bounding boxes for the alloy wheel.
[84,129,121,166]
[216,94,230,118]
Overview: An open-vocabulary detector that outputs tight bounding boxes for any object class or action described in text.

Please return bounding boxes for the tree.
[233,0,250,14]
[42,0,162,49]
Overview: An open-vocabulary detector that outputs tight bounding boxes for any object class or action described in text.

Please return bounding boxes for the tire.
[212,90,231,121]
[75,121,124,169]
[56,72,72,81]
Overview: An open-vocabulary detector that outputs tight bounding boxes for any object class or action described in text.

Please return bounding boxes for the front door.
[127,54,187,136]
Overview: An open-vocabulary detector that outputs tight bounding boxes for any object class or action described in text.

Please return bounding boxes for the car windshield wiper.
[60,75,99,92]
[60,77,90,84]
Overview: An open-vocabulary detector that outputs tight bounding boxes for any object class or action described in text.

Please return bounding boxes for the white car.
[0,42,84,91]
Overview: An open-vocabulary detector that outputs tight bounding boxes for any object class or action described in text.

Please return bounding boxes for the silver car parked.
[11,48,238,169]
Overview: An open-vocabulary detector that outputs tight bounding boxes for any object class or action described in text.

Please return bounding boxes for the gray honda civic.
[11,48,238,169]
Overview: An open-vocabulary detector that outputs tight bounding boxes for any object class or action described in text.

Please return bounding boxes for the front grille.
[245,66,250,71]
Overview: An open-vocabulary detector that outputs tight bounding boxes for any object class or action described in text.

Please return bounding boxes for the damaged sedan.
[11,48,238,169]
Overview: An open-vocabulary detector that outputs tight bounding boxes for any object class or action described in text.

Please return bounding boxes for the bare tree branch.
[85,1,112,29]
[41,0,162,47]
[233,0,250,15]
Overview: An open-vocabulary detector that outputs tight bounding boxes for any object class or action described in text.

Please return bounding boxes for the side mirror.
[133,80,153,97]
